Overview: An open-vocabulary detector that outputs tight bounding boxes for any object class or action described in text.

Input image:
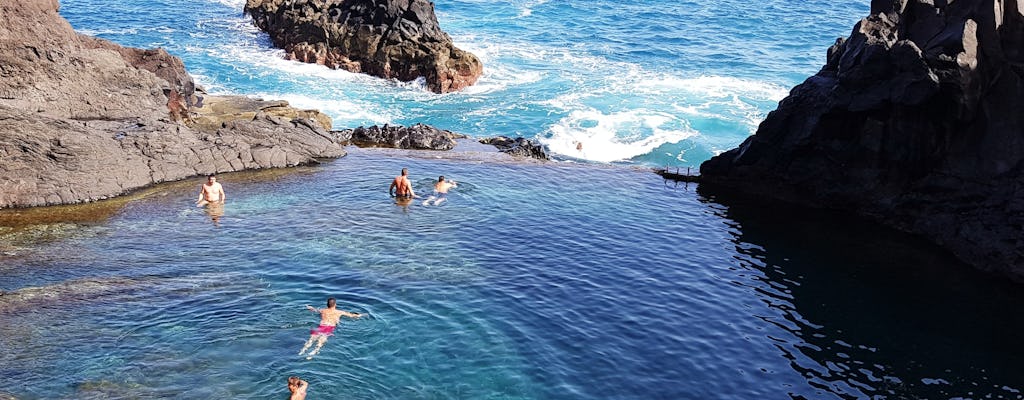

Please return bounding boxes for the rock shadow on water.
[697,186,1024,399]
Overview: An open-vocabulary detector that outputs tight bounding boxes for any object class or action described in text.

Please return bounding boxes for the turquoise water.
[59,0,866,167]
[2,149,1024,399]
[4,0,1024,399]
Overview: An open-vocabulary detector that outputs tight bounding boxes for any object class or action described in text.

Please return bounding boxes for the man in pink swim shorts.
[298,297,363,359]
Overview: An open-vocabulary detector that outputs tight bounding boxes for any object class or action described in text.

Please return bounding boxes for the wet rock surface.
[244,0,483,93]
[479,136,550,160]
[338,123,464,150]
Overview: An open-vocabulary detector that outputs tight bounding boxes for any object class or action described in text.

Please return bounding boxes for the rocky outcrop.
[479,136,549,160]
[700,0,1024,280]
[338,123,463,150]
[189,93,333,132]
[244,0,483,93]
[0,0,345,208]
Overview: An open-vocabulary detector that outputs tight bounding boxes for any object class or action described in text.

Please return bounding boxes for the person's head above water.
[401,168,408,176]
[327,297,336,308]
[287,376,301,389]
[207,174,216,183]
[438,176,445,182]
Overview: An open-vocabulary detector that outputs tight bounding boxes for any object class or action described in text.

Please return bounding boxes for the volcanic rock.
[338,123,463,150]
[244,0,483,93]
[700,0,1024,280]
[479,136,549,160]
[0,0,345,208]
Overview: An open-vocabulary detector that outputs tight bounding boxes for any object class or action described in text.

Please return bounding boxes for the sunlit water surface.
[2,150,1023,399]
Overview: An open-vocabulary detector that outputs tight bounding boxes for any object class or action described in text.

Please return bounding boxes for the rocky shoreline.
[0,0,345,209]
[699,0,1024,281]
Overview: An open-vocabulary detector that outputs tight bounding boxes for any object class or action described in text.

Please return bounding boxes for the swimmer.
[287,376,308,400]
[195,174,225,207]
[423,175,457,206]
[298,297,362,360]
[389,168,416,199]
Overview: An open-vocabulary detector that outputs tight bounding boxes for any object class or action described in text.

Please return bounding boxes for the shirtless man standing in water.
[299,297,362,360]
[389,168,415,199]
[195,175,226,207]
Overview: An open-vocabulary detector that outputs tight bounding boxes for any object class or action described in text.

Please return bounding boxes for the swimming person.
[298,297,362,360]
[287,376,308,400]
[195,174,225,207]
[389,168,416,199]
[423,175,457,206]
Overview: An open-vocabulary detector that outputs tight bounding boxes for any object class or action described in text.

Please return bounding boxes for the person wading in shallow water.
[389,168,416,199]
[195,174,225,207]
[299,297,362,360]
[287,376,308,400]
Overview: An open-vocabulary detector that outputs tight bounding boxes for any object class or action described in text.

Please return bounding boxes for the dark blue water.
[2,149,1023,399]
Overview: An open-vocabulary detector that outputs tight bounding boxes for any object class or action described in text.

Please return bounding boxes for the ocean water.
[59,0,865,167]
[3,0,1024,399]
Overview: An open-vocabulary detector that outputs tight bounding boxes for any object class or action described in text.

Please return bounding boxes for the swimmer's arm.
[341,310,362,318]
[305,305,319,313]
[218,186,226,203]
[388,180,397,197]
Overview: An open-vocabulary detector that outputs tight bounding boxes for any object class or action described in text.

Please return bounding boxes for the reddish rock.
[245,0,483,93]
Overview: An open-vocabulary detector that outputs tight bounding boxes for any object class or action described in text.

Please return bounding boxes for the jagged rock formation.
[244,0,483,93]
[700,0,1024,280]
[479,136,549,160]
[337,123,463,149]
[0,0,345,208]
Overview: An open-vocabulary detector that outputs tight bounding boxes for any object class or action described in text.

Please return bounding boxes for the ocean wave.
[247,92,399,128]
[542,109,698,163]
[208,0,247,9]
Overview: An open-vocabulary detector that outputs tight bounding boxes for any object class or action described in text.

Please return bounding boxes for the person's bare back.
[389,168,415,198]
[317,307,357,327]
[299,297,362,359]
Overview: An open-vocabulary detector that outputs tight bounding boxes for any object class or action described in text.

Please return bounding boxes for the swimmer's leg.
[433,197,446,206]
[305,335,329,360]
[298,335,317,355]
[422,196,435,206]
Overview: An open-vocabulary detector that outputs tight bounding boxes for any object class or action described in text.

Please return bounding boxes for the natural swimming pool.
[1,148,1023,399]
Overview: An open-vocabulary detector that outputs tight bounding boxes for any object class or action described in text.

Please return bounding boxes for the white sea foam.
[247,92,398,127]
[453,36,544,96]
[635,75,789,101]
[515,0,550,18]
[76,28,139,36]
[209,0,247,9]
[542,109,698,163]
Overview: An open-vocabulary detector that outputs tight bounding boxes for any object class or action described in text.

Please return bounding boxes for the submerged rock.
[479,136,549,160]
[0,0,346,208]
[244,0,483,93]
[700,0,1024,280]
[338,123,463,150]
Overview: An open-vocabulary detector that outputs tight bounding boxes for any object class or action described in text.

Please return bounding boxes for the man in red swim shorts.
[298,297,362,359]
